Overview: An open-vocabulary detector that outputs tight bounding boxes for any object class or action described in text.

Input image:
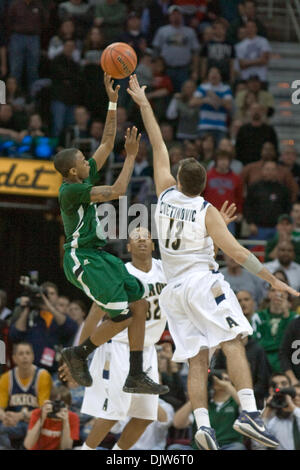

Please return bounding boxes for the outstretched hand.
[124,126,141,157]
[270,278,300,297]
[219,201,237,226]
[127,74,148,106]
[104,72,120,103]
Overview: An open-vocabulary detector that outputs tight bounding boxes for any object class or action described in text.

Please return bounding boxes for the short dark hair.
[53,148,79,177]
[178,158,207,196]
[269,372,291,388]
[13,342,34,355]
[215,150,231,162]
[41,281,58,294]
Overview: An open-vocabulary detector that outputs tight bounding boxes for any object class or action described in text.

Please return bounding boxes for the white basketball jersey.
[155,186,219,282]
[113,258,167,347]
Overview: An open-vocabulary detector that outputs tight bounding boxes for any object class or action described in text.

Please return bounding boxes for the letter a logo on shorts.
[226,317,239,328]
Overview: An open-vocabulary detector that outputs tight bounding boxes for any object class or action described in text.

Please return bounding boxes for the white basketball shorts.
[81,340,159,421]
[159,270,253,362]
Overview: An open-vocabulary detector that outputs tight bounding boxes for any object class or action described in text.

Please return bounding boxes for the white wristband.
[108,102,117,111]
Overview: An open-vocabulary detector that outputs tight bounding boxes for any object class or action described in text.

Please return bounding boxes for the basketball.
[100,42,137,79]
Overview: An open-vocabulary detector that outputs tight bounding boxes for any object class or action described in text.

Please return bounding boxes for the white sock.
[237,388,257,412]
[81,442,95,450]
[194,408,210,429]
[112,443,122,450]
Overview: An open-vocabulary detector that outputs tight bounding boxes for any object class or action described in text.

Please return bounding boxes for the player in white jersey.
[68,227,168,450]
[127,74,300,450]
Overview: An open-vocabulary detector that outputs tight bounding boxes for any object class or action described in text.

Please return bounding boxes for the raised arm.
[91,73,120,171]
[206,205,300,297]
[90,127,141,203]
[127,74,176,196]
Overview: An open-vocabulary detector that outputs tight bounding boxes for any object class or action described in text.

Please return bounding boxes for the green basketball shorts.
[63,248,148,319]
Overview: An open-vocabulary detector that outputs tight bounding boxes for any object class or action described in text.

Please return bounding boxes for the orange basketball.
[100,42,137,79]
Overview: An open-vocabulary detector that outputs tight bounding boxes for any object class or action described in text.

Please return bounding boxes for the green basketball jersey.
[58,158,106,250]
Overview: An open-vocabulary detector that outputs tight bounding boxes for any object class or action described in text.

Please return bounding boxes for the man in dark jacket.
[50,39,82,137]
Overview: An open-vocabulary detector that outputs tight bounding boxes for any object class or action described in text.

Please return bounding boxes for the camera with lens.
[269,387,296,410]
[208,369,224,392]
[19,271,46,310]
[47,400,66,419]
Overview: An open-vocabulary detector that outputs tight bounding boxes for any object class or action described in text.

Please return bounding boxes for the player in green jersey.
[53,74,168,396]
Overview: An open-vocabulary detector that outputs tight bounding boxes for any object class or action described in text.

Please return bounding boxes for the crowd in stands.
[1,0,300,451]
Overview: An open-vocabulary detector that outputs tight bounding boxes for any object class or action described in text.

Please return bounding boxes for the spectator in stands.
[173,370,245,450]
[265,214,300,264]
[81,29,106,120]
[141,0,171,42]
[244,161,291,240]
[0,290,11,323]
[234,89,257,123]
[279,146,300,193]
[5,77,26,113]
[204,150,243,233]
[146,57,173,122]
[161,122,177,149]
[58,0,94,39]
[60,105,90,148]
[191,67,233,145]
[67,300,87,347]
[48,20,81,63]
[169,144,185,177]
[166,79,198,141]
[0,342,52,449]
[0,103,25,141]
[81,26,104,66]
[280,315,300,384]
[89,120,104,154]
[253,285,297,373]
[50,39,82,137]
[264,241,300,292]
[56,296,70,316]
[226,0,267,44]
[215,290,272,408]
[207,137,243,174]
[94,0,127,44]
[157,342,186,411]
[19,113,48,139]
[221,255,265,306]
[198,133,216,168]
[242,141,299,202]
[7,0,46,92]
[118,11,148,58]
[24,385,80,450]
[235,75,275,119]
[236,290,258,324]
[9,288,77,374]
[291,202,300,257]
[0,30,7,80]
[201,19,236,83]
[135,49,153,88]
[235,20,271,83]
[262,381,300,451]
[235,103,278,164]
[152,5,200,91]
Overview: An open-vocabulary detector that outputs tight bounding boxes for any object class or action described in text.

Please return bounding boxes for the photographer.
[24,385,79,450]
[262,378,300,450]
[172,370,246,450]
[9,279,77,374]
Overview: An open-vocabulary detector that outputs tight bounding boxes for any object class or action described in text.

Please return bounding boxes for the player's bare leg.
[220,336,253,391]
[221,336,279,448]
[188,349,219,450]
[116,418,153,450]
[83,418,117,449]
[62,301,169,394]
